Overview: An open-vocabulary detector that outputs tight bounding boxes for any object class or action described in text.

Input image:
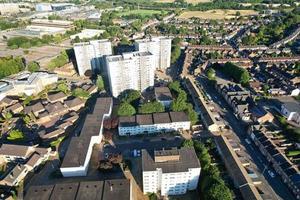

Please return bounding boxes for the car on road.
[245,138,251,144]
[268,170,276,178]
[161,138,167,141]
[175,136,181,139]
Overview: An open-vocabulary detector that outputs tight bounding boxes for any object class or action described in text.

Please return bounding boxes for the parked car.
[268,170,276,178]
[245,138,251,145]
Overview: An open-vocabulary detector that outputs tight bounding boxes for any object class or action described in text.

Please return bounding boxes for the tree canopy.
[217,62,250,86]
[48,50,69,70]
[138,101,164,114]
[117,102,136,116]
[72,88,90,99]
[193,140,232,200]
[169,81,198,125]
[0,56,25,79]
[96,75,105,91]
[119,89,141,104]
[27,61,40,72]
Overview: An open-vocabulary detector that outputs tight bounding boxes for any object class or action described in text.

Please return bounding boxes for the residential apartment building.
[142,148,201,196]
[105,51,155,97]
[118,112,190,136]
[24,179,132,200]
[60,97,112,177]
[0,72,58,101]
[216,82,252,122]
[74,40,112,76]
[135,37,172,70]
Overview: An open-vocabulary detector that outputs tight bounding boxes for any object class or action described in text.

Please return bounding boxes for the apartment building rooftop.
[60,97,112,169]
[154,87,172,101]
[24,179,131,200]
[142,147,200,173]
[106,51,153,62]
[0,144,33,158]
[119,112,190,127]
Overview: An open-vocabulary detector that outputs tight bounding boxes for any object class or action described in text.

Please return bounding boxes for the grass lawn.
[116,9,162,17]
[178,9,258,20]
[155,0,212,4]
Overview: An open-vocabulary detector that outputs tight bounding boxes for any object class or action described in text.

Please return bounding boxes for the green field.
[117,9,163,17]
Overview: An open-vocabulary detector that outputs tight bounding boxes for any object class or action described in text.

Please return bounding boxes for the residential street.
[196,75,296,200]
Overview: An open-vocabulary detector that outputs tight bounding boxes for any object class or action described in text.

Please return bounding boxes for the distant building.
[279,96,300,126]
[142,148,201,196]
[74,40,112,76]
[0,72,58,101]
[118,112,190,136]
[70,29,105,40]
[24,179,132,200]
[0,144,51,186]
[135,37,172,70]
[105,51,155,97]
[35,3,75,12]
[0,3,20,15]
[154,87,173,108]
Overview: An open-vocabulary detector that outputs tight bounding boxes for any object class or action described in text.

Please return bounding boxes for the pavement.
[196,74,296,200]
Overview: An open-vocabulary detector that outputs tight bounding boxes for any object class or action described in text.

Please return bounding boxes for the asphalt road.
[196,75,295,200]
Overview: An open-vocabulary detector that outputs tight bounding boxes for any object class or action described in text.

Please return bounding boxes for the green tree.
[206,182,232,200]
[48,51,69,70]
[119,90,141,104]
[186,103,198,125]
[171,45,181,64]
[7,129,24,141]
[27,61,40,72]
[57,82,69,94]
[96,75,105,91]
[72,88,90,99]
[0,56,25,78]
[171,91,187,111]
[117,102,136,116]
[147,193,157,200]
[207,68,216,80]
[138,101,164,114]
[181,139,194,147]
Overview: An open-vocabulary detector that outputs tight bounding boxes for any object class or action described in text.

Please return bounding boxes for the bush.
[48,51,69,70]
[72,88,90,99]
[7,129,24,141]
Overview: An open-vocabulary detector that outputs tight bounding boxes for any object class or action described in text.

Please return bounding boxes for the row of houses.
[0,144,53,187]
[215,82,252,122]
[118,112,191,136]
[248,124,300,199]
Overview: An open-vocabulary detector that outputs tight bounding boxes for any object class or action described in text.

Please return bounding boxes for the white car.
[268,170,275,178]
